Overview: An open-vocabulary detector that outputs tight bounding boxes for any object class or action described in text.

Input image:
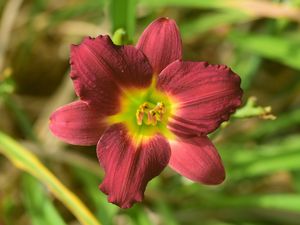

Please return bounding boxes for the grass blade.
[22,174,67,225]
[0,131,101,225]
[208,194,300,212]
[230,32,300,70]
[109,0,137,42]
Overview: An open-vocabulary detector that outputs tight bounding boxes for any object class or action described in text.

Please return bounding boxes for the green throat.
[107,81,176,140]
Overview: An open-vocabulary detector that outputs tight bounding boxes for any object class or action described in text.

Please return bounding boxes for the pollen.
[136,102,166,126]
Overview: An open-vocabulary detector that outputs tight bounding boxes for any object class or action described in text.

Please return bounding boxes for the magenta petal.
[71,35,153,114]
[157,61,243,136]
[136,17,182,74]
[169,136,225,184]
[49,101,106,146]
[97,124,171,208]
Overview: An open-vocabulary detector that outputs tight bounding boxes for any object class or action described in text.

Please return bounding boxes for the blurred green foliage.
[1,0,300,225]
[22,174,67,225]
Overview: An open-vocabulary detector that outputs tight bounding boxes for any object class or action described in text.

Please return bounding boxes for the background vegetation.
[1,0,300,224]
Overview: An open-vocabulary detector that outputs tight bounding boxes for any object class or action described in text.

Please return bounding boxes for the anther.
[136,102,165,126]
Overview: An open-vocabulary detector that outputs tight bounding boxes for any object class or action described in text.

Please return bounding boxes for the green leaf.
[0,131,101,225]
[247,109,300,139]
[229,52,262,90]
[220,135,300,180]
[208,194,300,212]
[22,174,67,225]
[180,11,249,38]
[222,135,300,164]
[72,166,118,225]
[230,150,300,179]
[155,201,179,225]
[109,0,137,42]
[133,206,153,225]
[49,0,106,27]
[230,32,300,70]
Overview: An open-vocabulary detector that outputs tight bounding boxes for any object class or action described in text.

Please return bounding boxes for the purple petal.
[49,101,106,146]
[71,35,153,114]
[169,136,225,184]
[157,60,243,137]
[136,17,182,74]
[97,123,171,208]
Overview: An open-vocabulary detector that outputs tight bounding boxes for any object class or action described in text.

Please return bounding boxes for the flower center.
[136,102,166,126]
[106,79,177,139]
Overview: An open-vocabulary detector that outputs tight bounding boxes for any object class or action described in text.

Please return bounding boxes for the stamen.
[136,110,144,125]
[136,102,166,126]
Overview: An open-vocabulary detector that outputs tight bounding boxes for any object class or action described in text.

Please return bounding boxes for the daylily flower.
[49,17,243,208]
